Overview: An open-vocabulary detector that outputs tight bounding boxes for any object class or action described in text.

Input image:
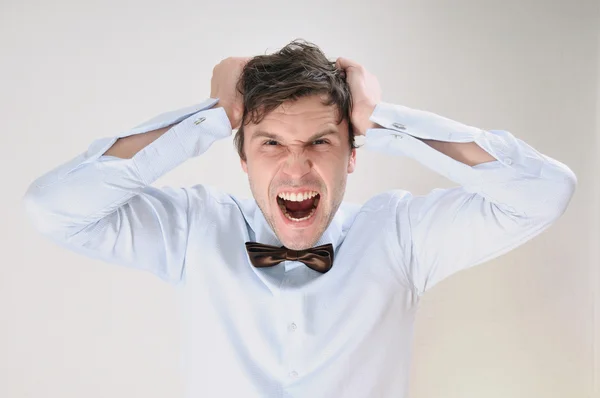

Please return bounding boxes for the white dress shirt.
[23,97,577,398]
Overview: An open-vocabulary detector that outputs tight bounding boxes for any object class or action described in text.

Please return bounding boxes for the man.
[23,40,576,397]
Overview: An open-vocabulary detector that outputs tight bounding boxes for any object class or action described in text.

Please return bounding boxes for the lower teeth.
[280,206,316,222]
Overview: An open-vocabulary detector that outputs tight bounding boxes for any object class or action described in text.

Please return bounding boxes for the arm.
[23,57,249,285]
[335,56,576,297]
[22,98,232,285]
[418,140,496,166]
[363,102,577,297]
[102,125,174,159]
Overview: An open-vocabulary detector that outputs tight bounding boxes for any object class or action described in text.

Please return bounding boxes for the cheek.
[316,151,347,171]
[314,158,348,192]
[247,162,275,194]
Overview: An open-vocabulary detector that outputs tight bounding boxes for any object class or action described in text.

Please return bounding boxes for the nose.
[282,151,312,180]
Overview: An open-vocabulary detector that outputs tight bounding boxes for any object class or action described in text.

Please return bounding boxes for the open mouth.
[276,193,320,222]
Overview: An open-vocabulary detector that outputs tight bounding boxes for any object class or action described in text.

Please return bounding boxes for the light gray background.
[2,0,598,397]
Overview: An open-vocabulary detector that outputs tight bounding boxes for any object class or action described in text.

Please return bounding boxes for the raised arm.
[336,56,577,297]
[22,57,248,285]
[364,102,576,296]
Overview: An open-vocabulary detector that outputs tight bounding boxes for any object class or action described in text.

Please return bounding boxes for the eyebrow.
[250,127,339,143]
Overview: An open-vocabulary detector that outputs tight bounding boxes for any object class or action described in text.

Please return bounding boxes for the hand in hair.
[210,57,251,130]
[335,57,382,136]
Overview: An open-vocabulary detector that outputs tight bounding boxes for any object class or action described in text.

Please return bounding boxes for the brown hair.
[234,39,356,161]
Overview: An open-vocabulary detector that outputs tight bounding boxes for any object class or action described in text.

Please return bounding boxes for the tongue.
[286,197,315,212]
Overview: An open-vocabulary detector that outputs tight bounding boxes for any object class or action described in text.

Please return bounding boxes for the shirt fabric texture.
[23,97,577,398]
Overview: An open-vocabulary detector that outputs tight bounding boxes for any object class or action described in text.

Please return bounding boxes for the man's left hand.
[335,57,382,136]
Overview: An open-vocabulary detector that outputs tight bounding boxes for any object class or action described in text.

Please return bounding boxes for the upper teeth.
[278,191,319,202]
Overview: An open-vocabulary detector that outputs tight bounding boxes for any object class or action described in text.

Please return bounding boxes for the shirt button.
[289,371,298,378]
[505,158,513,165]
[289,323,297,331]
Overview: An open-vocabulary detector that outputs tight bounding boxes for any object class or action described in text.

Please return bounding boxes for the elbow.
[540,165,577,222]
[22,183,64,238]
[564,165,578,196]
[22,184,47,234]
[509,163,577,223]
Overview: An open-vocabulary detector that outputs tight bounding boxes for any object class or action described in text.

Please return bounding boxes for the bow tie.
[244,242,335,273]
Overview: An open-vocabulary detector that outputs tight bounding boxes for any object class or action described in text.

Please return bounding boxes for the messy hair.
[234,39,356,161]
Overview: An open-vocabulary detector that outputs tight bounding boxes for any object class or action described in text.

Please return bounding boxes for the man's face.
[240,94,356,251]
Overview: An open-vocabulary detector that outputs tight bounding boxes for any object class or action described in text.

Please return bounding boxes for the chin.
[278,233,323,251]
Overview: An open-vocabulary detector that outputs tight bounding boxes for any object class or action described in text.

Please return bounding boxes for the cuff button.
[392,122,406,130]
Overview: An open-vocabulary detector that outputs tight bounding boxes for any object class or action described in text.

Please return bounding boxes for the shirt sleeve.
[22,98,231,285]
[362,102,577,297]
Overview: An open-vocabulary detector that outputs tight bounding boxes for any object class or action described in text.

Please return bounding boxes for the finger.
[336,56,361,70]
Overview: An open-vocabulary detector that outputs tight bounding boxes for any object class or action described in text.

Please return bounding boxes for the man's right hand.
[210,57,251,130]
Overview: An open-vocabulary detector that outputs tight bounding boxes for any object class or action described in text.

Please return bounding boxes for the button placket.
[280,286,304,382]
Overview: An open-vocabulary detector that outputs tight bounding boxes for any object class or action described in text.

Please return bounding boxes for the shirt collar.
[243,199,352,250]
[230,194,361,292]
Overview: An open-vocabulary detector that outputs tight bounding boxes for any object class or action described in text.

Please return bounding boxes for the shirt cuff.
[362,101,545,185]
[64,98,231,184]
[133,104,232,184]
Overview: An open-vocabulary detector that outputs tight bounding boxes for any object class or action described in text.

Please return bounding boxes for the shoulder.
[184,184,238,205]
[359,189,414,214]
[183,184,258,220]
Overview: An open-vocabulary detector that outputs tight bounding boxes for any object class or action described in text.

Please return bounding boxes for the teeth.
[277,199,318,222]
[281,206,317,222]
[277,191,319,202]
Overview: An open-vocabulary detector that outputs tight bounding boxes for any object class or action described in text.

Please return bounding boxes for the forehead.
[249,95,344,133]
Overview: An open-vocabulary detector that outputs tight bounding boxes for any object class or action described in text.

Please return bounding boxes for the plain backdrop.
[2,0,598,397]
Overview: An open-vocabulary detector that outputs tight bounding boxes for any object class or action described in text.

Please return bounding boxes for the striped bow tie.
[244,242,335,274]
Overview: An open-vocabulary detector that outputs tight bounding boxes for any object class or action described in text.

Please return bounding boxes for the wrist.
[353,104,378,135]
[210,100,240,129]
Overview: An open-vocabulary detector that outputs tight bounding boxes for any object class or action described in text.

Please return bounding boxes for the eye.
[313,139,329,145]
[263,140,279,146]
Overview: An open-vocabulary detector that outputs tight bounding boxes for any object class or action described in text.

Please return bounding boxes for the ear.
[240,156,248,174]
[347,148,356,174]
